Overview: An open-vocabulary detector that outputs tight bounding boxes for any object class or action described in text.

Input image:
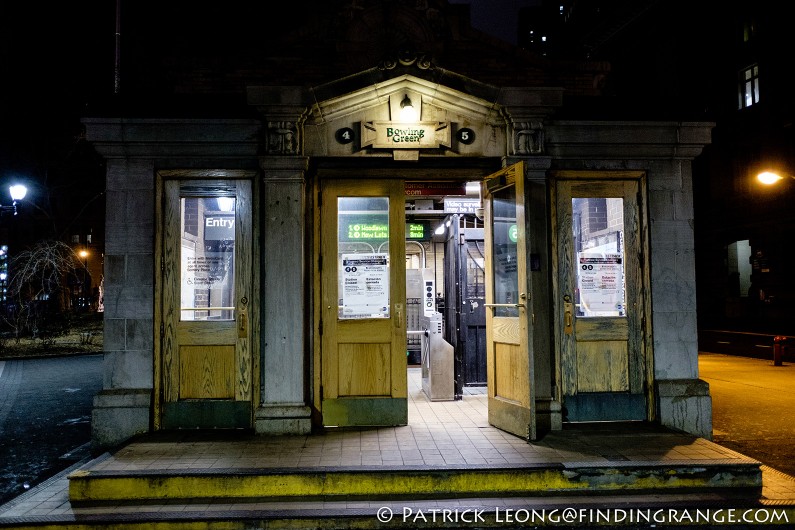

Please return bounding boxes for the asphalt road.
[699,351,795,477]
[0,354,102,504]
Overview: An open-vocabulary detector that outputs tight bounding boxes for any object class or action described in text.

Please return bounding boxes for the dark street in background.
[700,329,795,362]
[699,350,795,478]
[0,354,102,504]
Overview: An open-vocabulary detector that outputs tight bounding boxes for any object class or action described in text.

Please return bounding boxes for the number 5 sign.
[457,127,475,145]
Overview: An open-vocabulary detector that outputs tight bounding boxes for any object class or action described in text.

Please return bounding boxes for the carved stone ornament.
[267,121,299,155]
[513,121,544,155]
[380,51,432,71]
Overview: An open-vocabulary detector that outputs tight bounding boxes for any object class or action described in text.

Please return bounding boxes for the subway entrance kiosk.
[90,64,714,450]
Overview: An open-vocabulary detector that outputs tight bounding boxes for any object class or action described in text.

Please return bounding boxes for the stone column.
[249,86,312,434]
[91,158,155,449]
[648,157,713,439]
[255,158,311,434]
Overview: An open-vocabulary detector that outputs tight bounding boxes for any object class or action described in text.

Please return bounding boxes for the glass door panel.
[572,197,626,318]
[337,196,391,319]
[491,186,520,318]
[180,197,236,321]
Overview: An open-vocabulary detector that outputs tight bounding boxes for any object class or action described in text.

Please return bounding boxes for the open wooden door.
[320,178,407,426]
[158,178,253,429]
[554,174,649,421]
[484,162,535,440]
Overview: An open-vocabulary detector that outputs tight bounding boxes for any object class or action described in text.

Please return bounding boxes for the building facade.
[85,0,713,449]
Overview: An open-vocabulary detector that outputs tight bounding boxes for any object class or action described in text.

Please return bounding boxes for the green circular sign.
[508,224,518,242]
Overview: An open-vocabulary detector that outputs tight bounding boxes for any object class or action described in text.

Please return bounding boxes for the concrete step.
[67,459,762,506]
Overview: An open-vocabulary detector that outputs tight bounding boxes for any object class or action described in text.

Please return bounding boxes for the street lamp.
[756,170,794,185]
[78,249,90,310]
[0,184,27,215]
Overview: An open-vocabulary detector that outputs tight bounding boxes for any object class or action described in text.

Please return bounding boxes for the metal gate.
[442,214,487,397]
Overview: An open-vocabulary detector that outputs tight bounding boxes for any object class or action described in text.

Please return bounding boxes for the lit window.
[738,65,760,109]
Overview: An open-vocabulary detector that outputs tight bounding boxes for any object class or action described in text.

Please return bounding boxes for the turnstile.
[420,312,455,401]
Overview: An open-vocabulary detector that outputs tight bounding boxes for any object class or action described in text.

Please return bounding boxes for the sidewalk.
[1,367,794,529]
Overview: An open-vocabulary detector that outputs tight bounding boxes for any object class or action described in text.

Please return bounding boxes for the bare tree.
[3,240,81,341]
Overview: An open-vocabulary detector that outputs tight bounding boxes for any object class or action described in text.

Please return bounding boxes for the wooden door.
[320,179,407,426]
[484,162,535,440]
[159,179,253,429]
[554,176,649,421]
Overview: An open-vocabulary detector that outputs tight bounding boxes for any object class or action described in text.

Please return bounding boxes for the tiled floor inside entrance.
[67,367,754,472]
[84,368,546,471]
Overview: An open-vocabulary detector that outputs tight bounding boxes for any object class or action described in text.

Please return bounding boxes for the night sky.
[0,1,533,197]
[0,1,114,195]
[449,0,540,44]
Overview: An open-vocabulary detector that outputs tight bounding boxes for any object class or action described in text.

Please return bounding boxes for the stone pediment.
[305,71,502,157]
[249,60,562,158]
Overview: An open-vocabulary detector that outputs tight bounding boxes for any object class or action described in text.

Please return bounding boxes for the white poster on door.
[577,253,625,316]
[341,253,390,318]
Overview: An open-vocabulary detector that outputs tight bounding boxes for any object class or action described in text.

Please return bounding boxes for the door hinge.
[318,255,322,272]
[160,322,165,337]
[160,256,165,274]
[319,319,323,336]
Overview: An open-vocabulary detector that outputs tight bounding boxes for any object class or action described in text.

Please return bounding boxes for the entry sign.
[205,214,235,240]
[341,253,390,319]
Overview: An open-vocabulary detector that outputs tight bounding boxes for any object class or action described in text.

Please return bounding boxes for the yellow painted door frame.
[317,177,408,426]
[551,171,652,422]
[483,162,535,440]
[154,171,258,430]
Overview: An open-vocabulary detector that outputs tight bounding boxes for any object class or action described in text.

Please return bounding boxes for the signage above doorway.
[361,121,452,149]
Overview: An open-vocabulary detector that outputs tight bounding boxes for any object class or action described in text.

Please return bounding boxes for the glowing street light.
[756,170,794,185]
[77,249,91,310]
[9,184,27,201]
[1,184,28,215]
[79,249,90,272]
